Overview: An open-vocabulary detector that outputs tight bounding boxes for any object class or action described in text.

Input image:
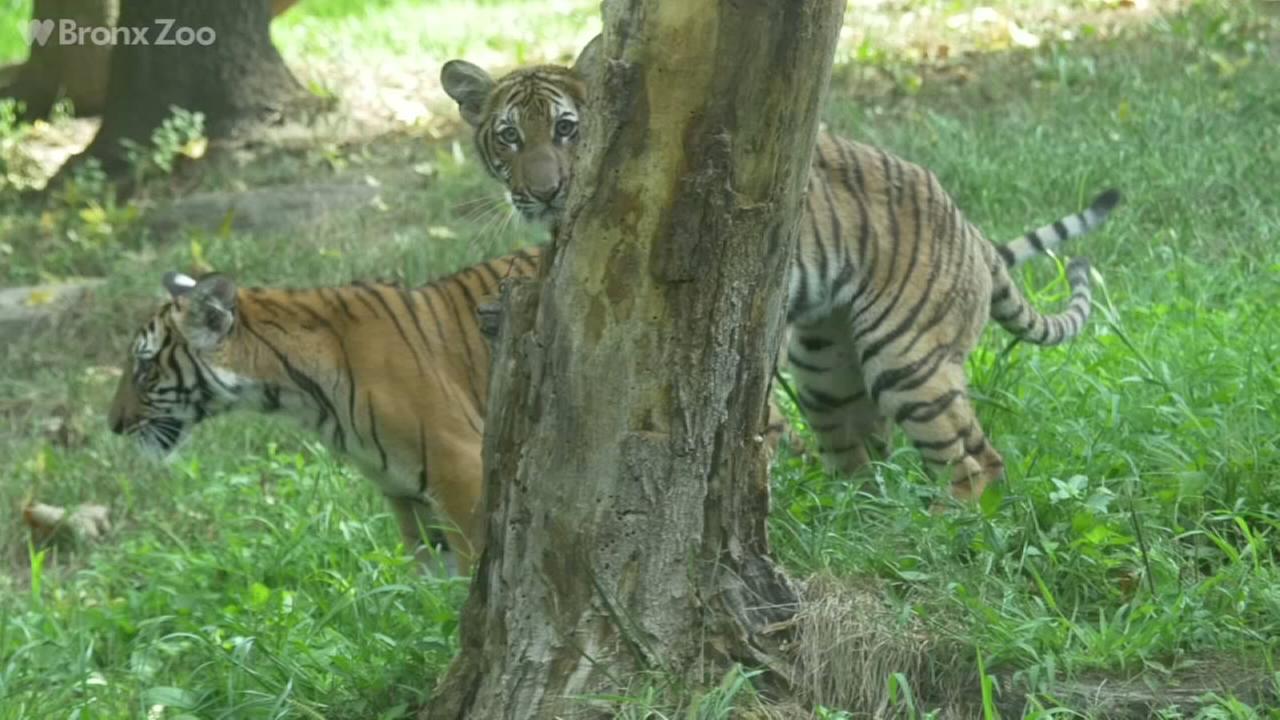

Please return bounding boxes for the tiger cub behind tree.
[107,247,794,573]
[441,40,1122,503]
[105,251,542,574]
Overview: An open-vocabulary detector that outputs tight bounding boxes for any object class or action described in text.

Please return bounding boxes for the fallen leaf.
[179,137,208,160]
[23,502,112,543]
[40,410,87,449]
[946,7,1040,50]
[84,365,125,383]
[1009,23,1041,49]
[24,289,55,306]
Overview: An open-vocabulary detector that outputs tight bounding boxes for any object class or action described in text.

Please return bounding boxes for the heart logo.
[24,18,55,46]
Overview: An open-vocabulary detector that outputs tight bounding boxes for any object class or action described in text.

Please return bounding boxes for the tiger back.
[441,41,1121,504]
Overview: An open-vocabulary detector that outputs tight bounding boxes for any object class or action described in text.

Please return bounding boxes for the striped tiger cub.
[108,248,542,574]
[441,41,1121,502]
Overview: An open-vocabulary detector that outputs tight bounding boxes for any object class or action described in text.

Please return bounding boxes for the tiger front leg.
[786,325,891,477]
[384,494,464,576]
[801,385,890,475]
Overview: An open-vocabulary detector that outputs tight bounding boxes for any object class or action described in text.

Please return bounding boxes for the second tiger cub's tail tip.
[1091,188,1122,214]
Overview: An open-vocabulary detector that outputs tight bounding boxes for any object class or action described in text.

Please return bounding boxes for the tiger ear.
[572,34,603,83]
[163,271,198,299]
[441,60,494,127]
[166,272,236,349]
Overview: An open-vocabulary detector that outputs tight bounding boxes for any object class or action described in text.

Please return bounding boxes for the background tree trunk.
[53,0,307,179]
[426,0,845,717]
[0,0,298,123]
[0,0,118,120]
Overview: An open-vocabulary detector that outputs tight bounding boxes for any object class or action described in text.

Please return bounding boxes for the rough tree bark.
[51,0,307,181]
[425,1,845,717]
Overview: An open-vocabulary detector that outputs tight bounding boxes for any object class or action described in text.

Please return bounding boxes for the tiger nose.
[524,149,561,202]
[530,178,563,202]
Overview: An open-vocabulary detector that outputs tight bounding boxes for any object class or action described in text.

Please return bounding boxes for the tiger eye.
[554,118,577,137]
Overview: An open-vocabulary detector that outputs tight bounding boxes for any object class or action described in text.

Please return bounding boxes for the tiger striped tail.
[989,256,1093,346]
[996,189,1121,268]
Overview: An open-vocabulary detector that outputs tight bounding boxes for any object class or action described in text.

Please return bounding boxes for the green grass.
[6,445,468,719]
[3,0,1280,718]
[271,0,600,70]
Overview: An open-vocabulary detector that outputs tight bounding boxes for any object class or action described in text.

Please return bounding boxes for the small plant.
[1191,693,1266,720]
[45,156,141,246]
[121,104,207,188]
[0,153,142,282]
[0,98,42,193]
[884,673,940,720]
[977,650,1002,720]
[1,104,208,278]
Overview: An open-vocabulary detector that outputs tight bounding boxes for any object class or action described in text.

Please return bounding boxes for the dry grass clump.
[788,573,975,718]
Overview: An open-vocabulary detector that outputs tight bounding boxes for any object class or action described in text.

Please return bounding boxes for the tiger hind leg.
[867,358,1004,503]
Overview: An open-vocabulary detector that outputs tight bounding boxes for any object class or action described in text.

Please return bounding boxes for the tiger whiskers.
[453,194,504,216]
[472,203,519,254]
[451,194,516,253]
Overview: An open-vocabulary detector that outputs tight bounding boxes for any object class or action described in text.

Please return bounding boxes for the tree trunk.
[0,0,298,123]
[52,0,306,180]
[425,1,845,717]
[0,0,117,120]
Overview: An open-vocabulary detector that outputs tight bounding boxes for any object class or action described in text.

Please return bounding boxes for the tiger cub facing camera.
[442,37,1121,503]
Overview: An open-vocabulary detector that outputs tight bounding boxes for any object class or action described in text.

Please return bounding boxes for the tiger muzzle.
[519,145,564,203]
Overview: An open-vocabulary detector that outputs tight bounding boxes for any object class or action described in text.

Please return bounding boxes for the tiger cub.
[108,249,542,574]
[441,41,1121,502]
[108,247,795,573]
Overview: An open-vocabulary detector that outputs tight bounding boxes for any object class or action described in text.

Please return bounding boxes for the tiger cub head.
[441,36,600,224]
[108,272,247,459]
